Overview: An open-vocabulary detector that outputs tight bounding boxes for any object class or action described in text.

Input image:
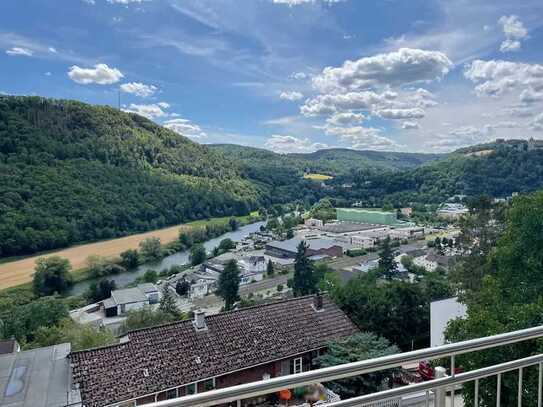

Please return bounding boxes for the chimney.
[193,309,207,330]
[313,292,323,311]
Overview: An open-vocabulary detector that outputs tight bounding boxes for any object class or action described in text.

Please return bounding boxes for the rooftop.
[70,295,359,407]
[0,343,81,407]
[110,286,149,306]
[266,237,344,253]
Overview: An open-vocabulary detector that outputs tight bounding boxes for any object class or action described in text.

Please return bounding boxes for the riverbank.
[0,213,260,290]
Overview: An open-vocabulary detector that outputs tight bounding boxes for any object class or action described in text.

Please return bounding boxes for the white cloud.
[272,0,344,6]
[163,118,207,139]
[265,135,327,154]
[157,102,170,109]
[279,91,304,101]
[312,48,452,93]
[5,47,33,57]
[48,47,57,54]
[123,103,168,119]
[324,125,400,151]
[498,15,528,53]
[402,121,419,130]
[291,72,307,80]
[107,0,149,4]
[44,72,52,76]
[68,64,124,85]
[82,0,95,4]
[375,107,425,120]
[301,91,386,116]
[519,88,543,105]
[120,82,157,97]
[530,114,543,131]
[464,60,543,98]
[326,112,364,126]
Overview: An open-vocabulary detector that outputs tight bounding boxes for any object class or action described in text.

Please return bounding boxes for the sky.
[1,0,543,154]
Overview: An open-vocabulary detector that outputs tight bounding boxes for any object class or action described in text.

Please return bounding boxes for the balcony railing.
[142,325,543,407]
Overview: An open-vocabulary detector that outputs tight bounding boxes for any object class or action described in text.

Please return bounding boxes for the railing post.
[434,366,447,407]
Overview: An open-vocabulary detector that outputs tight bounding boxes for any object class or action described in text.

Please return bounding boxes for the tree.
[32,256,73,296]
[175,278,190,296]
[179,230,194,249]
[446,191,543,407]
[141,269,158,283]
[120,249,139,269]
[229,217,239,231]
[119,307,179,335]
[331,274,431,350]
[377,237,398,280]
[266,260,275,277]
[217,260,240,311]
[190,244,207,266]
[86,279,116,303]
[286,229,294,239]
[139,237,162,261]
[218,238,235,252]
[159,285,180,317]
[316,333,400,398]
[293,241,317,296]
[31,318,116,351]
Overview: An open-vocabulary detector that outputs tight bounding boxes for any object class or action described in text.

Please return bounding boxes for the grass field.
[303,173,334,181]
[0,213,259,290]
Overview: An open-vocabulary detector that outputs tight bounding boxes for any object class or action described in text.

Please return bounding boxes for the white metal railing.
[140,325,543,407]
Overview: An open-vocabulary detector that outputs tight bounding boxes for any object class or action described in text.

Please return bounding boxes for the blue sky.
[1,0,542,153]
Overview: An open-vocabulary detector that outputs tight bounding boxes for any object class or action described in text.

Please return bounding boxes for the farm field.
[0,213,258,290]
[302,173,334,181]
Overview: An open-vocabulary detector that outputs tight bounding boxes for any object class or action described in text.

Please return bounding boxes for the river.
[68,221,265,295]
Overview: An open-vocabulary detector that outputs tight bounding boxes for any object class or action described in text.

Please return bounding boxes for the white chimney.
[193,309,207,330]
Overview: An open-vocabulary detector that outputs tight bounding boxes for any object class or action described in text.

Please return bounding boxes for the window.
[291,357,303,374]
[156,389,178,401]
[203,378,216,392]
[186,383,197,395]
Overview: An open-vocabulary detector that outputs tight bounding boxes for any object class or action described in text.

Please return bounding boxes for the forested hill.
[0,96,259,257]
[210,144,442,174]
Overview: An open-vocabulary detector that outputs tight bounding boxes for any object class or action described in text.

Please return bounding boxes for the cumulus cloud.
[402,121,419,130]
[530,114,543,131]
[265,135,327,154]
[301,91,386,116]
[326,112,364,126]
[272,0,344,6]
[291,72,307,80]
[498,15,528,53]
[376,107,425,119]
[464,60,543,99]
[120,82,157,97]
[68,64,124,85]
[123,103,168,119]
[324,125,400,151]
[312,48,452,93]
[5,47,33,57]
[163,118,207,139]
[279,91,304,101]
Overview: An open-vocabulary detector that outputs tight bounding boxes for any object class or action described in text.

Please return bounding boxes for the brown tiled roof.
[70,295,359,407]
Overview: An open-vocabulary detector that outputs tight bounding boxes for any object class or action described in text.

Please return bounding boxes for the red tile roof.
[70,295,359,407]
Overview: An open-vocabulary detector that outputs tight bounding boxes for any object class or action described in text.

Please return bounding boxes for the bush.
[119,249,139,269]
[32,256,73,296]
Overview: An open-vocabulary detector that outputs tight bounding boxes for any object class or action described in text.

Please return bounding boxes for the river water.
[69,221,265,295]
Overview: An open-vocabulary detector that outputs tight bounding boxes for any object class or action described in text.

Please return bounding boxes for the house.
[0,343,82,407]
[70,294,359,407]
[190,277,217,299]
[400,207,413,217]
[304,218,324,228]
[389,227,425,240]
[413,255,438,272]
[436,203,469,220]
[350,235,376,249]
[265,238,345,259]
[103,284,159,317]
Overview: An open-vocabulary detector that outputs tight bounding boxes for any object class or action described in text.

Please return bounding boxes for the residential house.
[70,294,359,407]
[304,218,324,228]
[103,284,159,317]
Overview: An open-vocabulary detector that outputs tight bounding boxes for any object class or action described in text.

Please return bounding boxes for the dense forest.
[3,95,543,258]
[0,96,259,257]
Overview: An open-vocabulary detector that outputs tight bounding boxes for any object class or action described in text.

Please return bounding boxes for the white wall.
[430,297,467,347]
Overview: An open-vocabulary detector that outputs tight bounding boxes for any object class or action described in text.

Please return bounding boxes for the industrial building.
[336,208,398,225]
[265,238,346,259]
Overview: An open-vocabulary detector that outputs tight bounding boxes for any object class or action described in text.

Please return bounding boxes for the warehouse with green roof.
[336,208,398,225]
